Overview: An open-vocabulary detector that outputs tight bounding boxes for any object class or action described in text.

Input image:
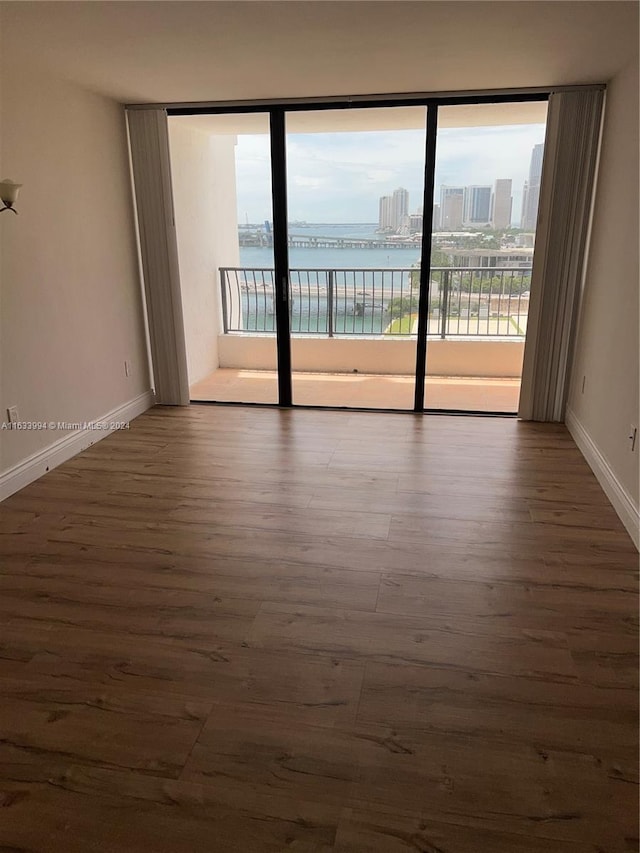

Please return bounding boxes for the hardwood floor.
[0,404,637,852]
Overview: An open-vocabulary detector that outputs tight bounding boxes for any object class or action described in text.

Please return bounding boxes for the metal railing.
[220,266,532,338]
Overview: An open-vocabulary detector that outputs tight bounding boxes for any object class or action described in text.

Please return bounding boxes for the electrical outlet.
[7,406,18,424]
[629,425,637,453]
[124,360,131,377]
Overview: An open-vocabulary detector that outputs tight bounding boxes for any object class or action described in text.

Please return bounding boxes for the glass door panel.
[284,107,427,409]
[169,112,279,404]
[424,101,548,412]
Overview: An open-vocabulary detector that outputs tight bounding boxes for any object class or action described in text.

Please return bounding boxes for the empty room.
[0,2,638,851]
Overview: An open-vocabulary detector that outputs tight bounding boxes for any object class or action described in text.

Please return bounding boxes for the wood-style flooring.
[0,404,637,852]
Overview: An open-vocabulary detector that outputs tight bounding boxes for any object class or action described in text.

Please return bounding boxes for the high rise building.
[491,178,513,228]
[432,204,440,231]
[521,143,544,230]
[378,195,393,231]
[378,187,409,232]
[529,143,544,183]
[463,185,492,225]
[409,213,423,232]
[392,187,409,229]
[440,186,465,229]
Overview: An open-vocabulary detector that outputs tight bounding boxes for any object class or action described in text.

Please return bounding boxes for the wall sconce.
[0,180,22,214]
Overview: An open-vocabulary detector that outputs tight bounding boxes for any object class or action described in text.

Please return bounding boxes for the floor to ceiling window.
[424,100,548,412]
[169,112,279,405]
[167,94,548,414]
[284,107,428,410]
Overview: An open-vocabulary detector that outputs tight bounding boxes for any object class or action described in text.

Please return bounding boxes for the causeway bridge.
[238,232,419,250]
[288,235,419,249]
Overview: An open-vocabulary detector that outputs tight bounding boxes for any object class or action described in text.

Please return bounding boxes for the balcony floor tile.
[189,369,520,412]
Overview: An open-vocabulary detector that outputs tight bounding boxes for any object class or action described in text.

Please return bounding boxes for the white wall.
[566,57,639,542]
[168,122,239,386]
[219,335,524,378]
[0,69,151,479]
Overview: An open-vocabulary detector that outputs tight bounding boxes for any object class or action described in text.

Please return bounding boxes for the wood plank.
[182,704,360,807]
[3,553,381,612]
[334,806,599,853]
[0,575,260,646]
[376,572,639,632]
[0,620,365,729]
[0,770,339,852]
[349,723,636,846]
[356,661,637,760]
[0,675,211,777]
[248,602,578,680]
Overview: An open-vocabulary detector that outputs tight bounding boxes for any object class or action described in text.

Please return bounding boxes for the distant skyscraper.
[432,204,441,231]
[463,185,492,225]
[529,143,544,183]
[409,213,423,233]
[440,186,465,229]
[392,188,409,229]
[491,178,513,229]
[378,187,409,232]
[521,143,544,230]
[379,195,393,231]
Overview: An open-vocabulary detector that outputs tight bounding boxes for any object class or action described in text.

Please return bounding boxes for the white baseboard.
[0,391,155,502]
[565,407,639,549]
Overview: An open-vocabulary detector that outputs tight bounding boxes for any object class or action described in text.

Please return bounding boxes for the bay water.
[236,224,422,335]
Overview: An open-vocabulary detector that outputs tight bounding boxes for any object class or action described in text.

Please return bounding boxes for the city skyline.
[436,179,514,230]
[235,124,546,225]
[376,175,516,233]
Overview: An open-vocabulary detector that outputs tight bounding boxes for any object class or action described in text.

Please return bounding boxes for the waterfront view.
[234,221,532,338]
[240,223,422,270]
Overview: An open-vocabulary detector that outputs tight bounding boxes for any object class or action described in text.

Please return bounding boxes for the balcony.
[190,266,529,412]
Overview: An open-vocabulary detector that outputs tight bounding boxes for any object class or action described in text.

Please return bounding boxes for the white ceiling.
[1,2,638,105]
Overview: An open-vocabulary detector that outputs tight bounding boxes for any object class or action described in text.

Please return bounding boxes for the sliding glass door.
[283,107,428,410]
[169,94,548,413]
[169,112,280,405]
[424,101,548,412]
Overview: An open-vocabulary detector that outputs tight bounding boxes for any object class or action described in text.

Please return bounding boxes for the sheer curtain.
[519,88,605,421]
[127,108,189,405]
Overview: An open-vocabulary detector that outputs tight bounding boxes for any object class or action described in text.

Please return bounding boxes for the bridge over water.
[288,235,420,249]
[238,232,420,249]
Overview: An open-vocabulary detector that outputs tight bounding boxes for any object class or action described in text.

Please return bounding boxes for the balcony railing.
[220,266,531,338]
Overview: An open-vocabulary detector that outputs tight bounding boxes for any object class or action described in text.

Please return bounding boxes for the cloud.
[366,169,396,184]
[293,175,326,189]
[232,122,547,223]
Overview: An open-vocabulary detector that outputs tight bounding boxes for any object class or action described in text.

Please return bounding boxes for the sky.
[235,122,547,226]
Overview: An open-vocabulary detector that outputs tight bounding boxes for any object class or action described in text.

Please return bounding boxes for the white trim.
[0,392,155,502]
[566,407,639,549]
